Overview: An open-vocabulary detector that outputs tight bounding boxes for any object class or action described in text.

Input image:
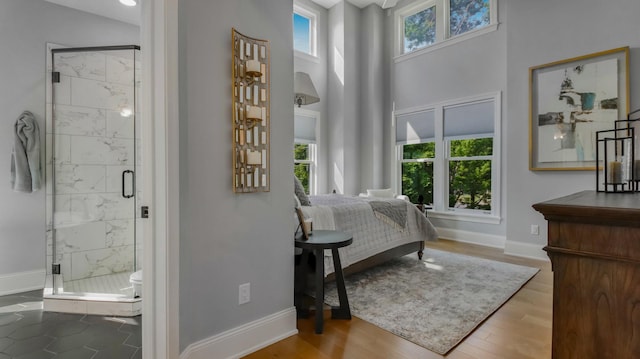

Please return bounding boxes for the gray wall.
[343,2,361,195]
[0,0,139,278]
[505,0,640,251]
[327,4,347,193]
[385,0,507,237]
[178,0,295,350]
[326,1,363,195]
[359,5,385,190]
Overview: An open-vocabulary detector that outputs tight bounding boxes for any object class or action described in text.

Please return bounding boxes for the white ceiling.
[43,0,140,26]
[312,0,398,9]
[41,0,397,27]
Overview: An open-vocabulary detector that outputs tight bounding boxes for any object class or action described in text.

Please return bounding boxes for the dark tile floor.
[0,290,141,359]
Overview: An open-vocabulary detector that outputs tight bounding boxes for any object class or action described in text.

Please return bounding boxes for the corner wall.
[505,0,640,258]
[293,0,330,193]
[178,0,297,354]
[385,0,507,240]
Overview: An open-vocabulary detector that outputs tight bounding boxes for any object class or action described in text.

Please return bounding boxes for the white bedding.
[301,194,438,275]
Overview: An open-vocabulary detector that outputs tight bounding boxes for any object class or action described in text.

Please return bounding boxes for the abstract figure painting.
[529,47,629,170]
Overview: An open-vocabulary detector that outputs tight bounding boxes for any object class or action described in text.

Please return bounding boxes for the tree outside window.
[395,94,499,219]
[294,143,312,193]
[448,138,492,210]
[401,142,435,204]
[449,0,490,36]
[404,6,436,52]
[401,0,493,55]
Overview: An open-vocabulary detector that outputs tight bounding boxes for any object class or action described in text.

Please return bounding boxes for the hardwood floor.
[244,239,553,359]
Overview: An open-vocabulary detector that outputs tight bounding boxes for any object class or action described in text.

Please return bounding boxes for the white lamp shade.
[294,72,320,106]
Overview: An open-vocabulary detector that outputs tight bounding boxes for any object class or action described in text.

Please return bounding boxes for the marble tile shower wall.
[45,50,141,283]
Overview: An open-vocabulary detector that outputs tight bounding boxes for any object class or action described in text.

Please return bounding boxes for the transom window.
[403,5,436,53]
[395,93,501,223]
[293,5,317,57]
[396,0,495,56]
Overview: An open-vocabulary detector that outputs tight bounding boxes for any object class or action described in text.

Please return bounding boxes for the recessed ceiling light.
[119,0,137,6]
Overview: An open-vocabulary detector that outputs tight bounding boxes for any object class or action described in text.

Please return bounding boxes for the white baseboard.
[435,227,549,261]
[504,240,549,261]
[0,269,45,296]
[436,227,506,249]
[180,307,298,359]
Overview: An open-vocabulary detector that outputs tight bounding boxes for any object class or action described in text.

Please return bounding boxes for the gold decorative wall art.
[232,28,270,193]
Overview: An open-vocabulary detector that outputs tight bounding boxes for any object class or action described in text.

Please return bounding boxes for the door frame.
[141,0,180,358]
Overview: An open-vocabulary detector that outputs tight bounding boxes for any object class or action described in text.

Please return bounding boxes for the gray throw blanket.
[368,200,407,230]
[11,111,41,193]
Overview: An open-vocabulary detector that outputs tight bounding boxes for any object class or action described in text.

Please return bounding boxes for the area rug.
[323,249,539,355]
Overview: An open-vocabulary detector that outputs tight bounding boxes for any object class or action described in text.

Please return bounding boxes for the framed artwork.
[529,47,629,170]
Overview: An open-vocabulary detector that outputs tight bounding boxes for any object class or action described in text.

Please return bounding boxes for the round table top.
[294,229,353,250]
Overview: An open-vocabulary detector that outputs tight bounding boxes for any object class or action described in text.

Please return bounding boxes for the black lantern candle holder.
[596,128,634,192]
[596,109,640,193]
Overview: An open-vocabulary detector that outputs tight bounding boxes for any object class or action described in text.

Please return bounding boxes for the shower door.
[47,46,142,298]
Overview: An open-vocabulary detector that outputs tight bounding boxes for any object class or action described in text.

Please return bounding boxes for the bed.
[299,194,438,277]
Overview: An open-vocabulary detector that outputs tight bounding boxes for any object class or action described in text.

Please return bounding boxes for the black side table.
[295,229,353,334]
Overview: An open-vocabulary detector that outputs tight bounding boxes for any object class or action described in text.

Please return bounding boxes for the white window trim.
[393,92,501,223]
[396,0,440,55]
[294,108,320,195]
[293,4,318,59]
[294,143,317,195]
[394,0,499,60]
[294,50,321,64]
[446,141,493,215]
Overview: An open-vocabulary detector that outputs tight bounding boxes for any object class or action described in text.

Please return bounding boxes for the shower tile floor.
[63,272,134,298]
[0,290,141,359]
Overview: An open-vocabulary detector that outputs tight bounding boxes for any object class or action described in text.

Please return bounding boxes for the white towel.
[11,111,41,193]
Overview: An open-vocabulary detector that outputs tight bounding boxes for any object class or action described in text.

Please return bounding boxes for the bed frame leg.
[418,241,424,260]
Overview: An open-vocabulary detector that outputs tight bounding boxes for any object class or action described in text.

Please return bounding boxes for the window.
[448,138,492,210]
[402,142,435,205]
[294,143,314,193]
[443,99,495,213]
[396,0,496,56]
[294,109,319,194]
[403,5,436,53]
[293,5,317,57]
[395,94,500,223]
[396,109,436,205]
[449,0,490,37]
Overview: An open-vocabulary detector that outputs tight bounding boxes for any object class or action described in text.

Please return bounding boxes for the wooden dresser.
[533,190,640,359]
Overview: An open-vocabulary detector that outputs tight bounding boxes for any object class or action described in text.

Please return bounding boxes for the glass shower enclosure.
[45,45,142,311]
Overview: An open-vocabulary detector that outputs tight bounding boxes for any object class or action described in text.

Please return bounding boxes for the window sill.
[294,50,320,64]
[426,209,501,225]
[394,23,500,64]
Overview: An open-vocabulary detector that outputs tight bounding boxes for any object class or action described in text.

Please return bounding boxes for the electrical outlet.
[239,283,250,305]
[531,224,539,236]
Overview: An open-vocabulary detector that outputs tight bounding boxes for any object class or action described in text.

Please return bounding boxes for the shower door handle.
[122,170,135,198]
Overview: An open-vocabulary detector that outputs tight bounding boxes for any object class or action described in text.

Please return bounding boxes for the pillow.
[294,176,311,206]
[294,194,302,208]
[366,188,394,198]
